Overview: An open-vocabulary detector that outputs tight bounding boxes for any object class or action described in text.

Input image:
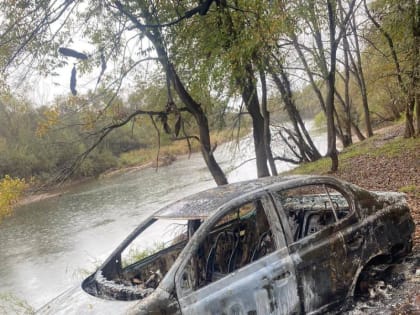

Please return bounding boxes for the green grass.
[369,137,419,157]
[398,185,419,197]
[288,132,419,175]
[288,158,331,175]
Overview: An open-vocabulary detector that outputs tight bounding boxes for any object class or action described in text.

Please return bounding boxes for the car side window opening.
[181,200,276,292]
[275,184,351,242]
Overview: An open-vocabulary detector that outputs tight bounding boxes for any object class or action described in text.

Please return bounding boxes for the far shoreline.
[16,153,178,207]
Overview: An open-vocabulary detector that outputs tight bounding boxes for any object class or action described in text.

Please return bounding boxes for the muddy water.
[0,130,328,310]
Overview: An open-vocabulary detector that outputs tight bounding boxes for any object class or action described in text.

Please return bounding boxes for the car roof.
[153,175,309,220]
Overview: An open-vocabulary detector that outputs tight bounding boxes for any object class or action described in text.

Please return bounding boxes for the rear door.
[271,180,362,313]
[175,194,300,315]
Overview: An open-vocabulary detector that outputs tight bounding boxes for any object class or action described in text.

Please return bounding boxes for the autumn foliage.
[0,175,26,221]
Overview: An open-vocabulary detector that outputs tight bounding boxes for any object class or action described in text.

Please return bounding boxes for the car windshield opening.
[83,218,198,301]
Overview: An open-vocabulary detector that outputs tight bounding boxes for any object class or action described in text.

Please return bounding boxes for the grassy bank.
[17,127,250,205]
[117,127,249,168]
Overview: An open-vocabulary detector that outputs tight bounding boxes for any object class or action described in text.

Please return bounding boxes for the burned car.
[38,175,414,314]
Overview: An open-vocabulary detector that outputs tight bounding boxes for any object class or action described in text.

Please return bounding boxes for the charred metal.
[43,175,414,315]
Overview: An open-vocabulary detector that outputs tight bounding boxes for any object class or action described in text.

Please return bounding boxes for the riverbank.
[17,127,247,207]
[5,122,419,314]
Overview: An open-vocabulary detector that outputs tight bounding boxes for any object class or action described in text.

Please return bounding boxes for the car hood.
[36,285,138,315]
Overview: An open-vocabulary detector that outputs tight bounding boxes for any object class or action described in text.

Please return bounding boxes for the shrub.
[0,175,27,221]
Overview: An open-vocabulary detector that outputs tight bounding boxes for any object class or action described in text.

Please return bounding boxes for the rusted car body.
[37,175,414,314]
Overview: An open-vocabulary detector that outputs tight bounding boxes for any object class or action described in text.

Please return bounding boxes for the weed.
[122,241,166,268]
[398,185,419,197]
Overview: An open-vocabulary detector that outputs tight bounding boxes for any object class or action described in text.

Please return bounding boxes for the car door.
[175,194,301,315]
[271,180,363,313]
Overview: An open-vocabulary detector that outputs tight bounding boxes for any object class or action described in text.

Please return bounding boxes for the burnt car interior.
[118,221,188,290]
[83,183,352,301]
[181,200,275,291]
[84,200,275,300]
[275,184,351,242]
[82,218,190,301]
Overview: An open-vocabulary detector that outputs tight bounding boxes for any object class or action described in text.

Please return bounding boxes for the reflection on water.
[0,129,326,309]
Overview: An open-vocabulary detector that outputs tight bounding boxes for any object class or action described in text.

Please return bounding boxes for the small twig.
[273,156,301,164]
[226,158,256,174]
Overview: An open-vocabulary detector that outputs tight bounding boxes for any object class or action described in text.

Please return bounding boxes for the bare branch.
[273,156,301,164]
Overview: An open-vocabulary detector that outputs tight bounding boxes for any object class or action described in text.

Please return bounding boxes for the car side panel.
[178,248,300,315]
[288,213,362,313]
[359,201,414,262]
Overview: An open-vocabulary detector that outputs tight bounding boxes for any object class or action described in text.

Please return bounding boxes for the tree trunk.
[259,69,278,176]
[416,89,420,136]
[169,63,228,185]
[364,0,413,137]
[335,88,366,142]
[350,13,373,137]
[342,31,353,146]
[327,0,339,172]
[291,33,345,146]
[270,69,321,162]
[413,0,420,136]
[115,3,228,185]
[404,99,416,138]
[351,121,366,142]
[238,64,270,178]
[405,0,420,138]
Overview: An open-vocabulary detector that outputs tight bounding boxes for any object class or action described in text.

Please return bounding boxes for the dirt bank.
[17,154,178,207]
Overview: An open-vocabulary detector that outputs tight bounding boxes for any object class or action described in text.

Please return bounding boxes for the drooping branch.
[55,108,167,182]
[3,0,76,70]
[114,0,228,186]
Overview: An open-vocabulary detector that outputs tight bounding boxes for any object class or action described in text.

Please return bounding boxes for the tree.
[283,0,357,171]
[0,176,26,221]
[165,1,324,175]
[268,58,322,163]
[348,8,373,137]
[0,0,229,185]
[364,0,420,137]
[166,1,275,178]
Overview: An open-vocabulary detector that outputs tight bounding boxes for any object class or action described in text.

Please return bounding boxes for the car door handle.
[273,271,290,281]
[271,271,291,281]
[262,270,290,283]
[347,234,364,251]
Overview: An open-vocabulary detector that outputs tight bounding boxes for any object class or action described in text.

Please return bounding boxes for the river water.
[0,129,327,310]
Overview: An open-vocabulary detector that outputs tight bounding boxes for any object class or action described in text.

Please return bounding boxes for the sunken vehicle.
[38,175,414,314]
